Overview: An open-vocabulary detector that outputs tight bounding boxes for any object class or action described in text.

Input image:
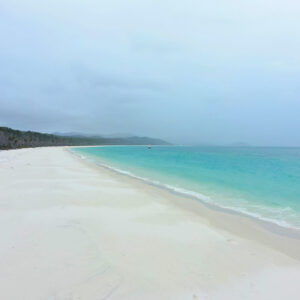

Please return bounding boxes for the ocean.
[72,146,300,229]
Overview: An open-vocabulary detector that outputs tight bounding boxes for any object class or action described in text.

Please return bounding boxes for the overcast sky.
[1,0,300,145]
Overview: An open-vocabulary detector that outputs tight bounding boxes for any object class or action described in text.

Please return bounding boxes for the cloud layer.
[1,0,300,145]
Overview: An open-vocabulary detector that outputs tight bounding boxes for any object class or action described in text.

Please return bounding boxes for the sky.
[1,0,300,146]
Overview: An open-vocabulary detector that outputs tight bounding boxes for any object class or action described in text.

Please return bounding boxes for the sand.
[0,147,300,299]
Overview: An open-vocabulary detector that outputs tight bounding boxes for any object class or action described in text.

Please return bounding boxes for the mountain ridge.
[0,127,170,150]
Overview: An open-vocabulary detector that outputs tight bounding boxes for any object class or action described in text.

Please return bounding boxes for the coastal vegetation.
[0,127,169,150]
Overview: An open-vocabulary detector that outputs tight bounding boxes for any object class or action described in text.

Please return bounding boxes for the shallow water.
[72,146,300,229]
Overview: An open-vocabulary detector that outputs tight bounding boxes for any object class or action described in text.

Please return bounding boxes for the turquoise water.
[72,146,300,229]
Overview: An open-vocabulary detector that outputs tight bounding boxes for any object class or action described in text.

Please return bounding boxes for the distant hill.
[52,132,135,139]
[0,127,170,150]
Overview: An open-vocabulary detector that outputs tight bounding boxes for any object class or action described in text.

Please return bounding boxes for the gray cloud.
[70,65,164,91]
[0,0,300,145]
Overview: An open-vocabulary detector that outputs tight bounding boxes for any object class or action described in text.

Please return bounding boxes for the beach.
[0,147,300,299]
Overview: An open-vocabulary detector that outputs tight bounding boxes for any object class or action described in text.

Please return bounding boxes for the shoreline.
[69,147,300,244]
[68,147,300,260]
[1,146,300,299]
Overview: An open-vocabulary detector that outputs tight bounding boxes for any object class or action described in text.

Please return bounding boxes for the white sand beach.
[0,147,300,300]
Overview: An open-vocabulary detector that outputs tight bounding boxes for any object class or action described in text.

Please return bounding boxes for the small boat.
[147,145,152,149]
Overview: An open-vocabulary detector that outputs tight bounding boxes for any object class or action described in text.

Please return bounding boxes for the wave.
[72,150,299,230]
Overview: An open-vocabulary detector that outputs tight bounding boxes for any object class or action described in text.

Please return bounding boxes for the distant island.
[0,127,170,150]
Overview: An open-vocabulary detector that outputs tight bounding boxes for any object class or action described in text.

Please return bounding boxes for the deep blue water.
[72,146,300,228]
